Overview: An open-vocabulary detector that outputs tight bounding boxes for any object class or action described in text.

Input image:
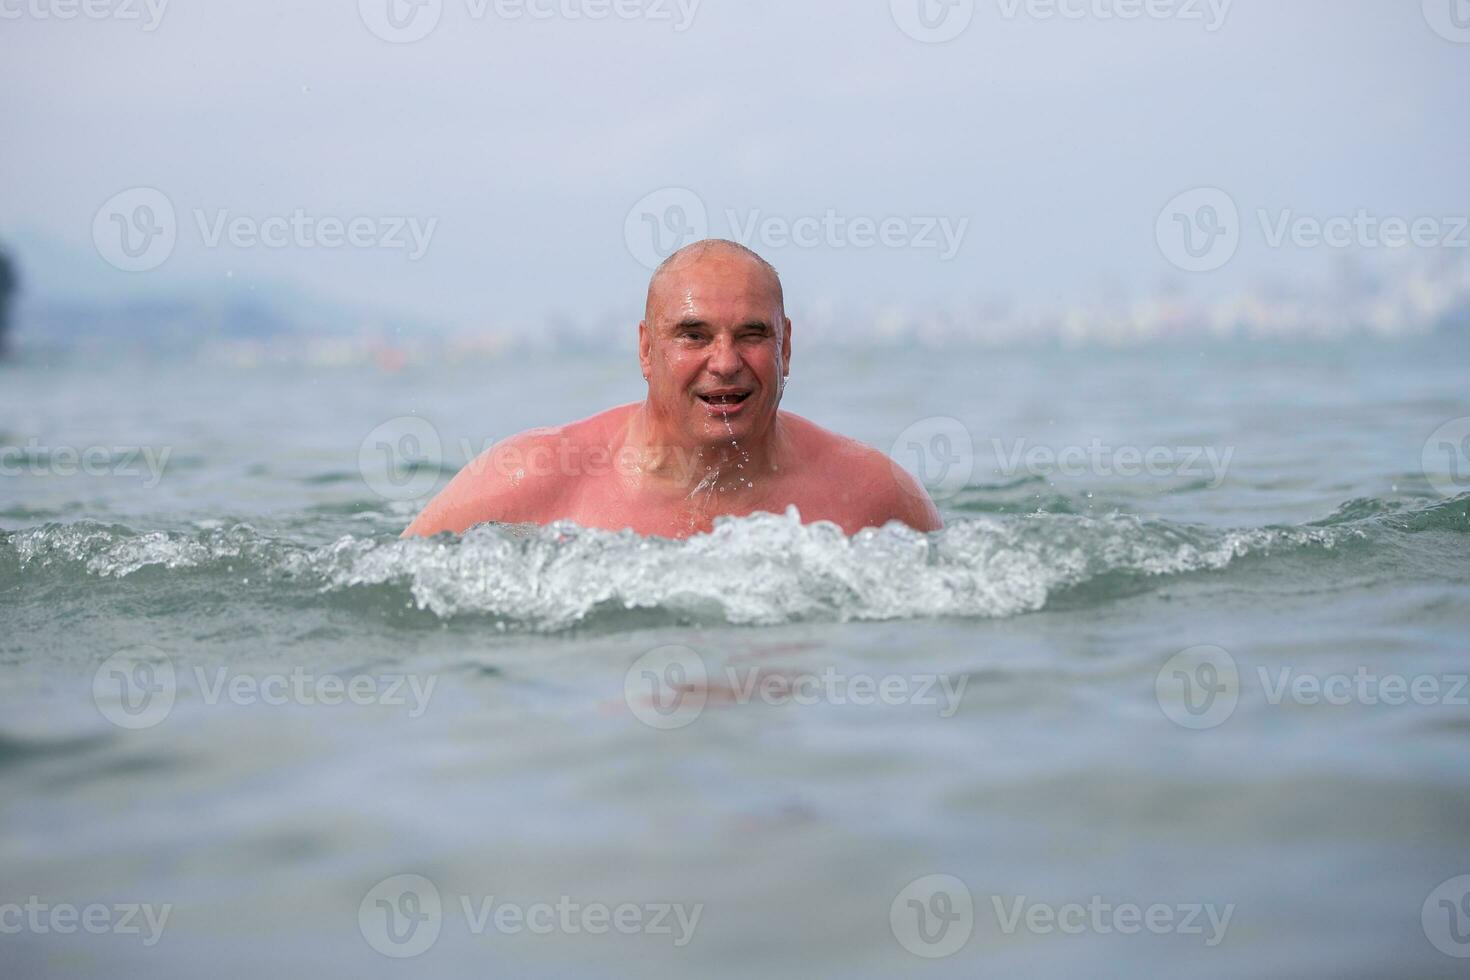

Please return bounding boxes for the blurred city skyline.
[1,0,1467,344]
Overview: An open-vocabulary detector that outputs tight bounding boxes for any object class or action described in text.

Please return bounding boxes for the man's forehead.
[647,252,782,322]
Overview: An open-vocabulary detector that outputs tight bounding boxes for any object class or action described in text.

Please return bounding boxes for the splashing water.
[7,496,1461,632]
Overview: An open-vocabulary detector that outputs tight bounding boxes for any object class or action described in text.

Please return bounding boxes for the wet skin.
[402,248,942,539]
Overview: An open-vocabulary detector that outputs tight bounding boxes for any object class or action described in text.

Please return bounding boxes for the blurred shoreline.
[5,252,1467,366]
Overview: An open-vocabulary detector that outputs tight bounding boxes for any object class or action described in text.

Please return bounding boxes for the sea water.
[2,338,1468,978]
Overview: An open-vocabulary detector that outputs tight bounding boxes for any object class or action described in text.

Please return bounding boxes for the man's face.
[639,252,792,447]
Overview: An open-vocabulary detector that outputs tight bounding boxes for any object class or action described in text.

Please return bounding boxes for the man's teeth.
[701,393,749,404]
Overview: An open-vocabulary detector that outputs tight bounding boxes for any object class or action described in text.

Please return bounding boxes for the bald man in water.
[402,240,941,539]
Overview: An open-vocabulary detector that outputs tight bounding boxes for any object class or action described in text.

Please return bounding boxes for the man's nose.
[706,335,742,377]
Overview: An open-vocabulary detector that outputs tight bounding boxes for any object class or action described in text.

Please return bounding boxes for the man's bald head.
[644,239,784,321]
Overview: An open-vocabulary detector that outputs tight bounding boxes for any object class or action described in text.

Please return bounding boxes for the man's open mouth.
[697,390,752,406]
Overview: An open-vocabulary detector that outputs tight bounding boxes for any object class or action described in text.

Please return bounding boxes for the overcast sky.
[1,0,1467,331]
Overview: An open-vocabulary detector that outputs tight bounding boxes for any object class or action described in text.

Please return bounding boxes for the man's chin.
[690,408,762,442]
[689,394,758,424]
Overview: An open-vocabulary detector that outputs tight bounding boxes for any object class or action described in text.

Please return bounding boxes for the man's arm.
[400,430,567,538]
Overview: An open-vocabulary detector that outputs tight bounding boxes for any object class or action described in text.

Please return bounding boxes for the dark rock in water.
[0,245,16,358]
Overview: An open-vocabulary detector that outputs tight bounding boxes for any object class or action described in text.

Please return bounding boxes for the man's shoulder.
[401,406,635,537]
[779,412,943,532]
[779,411,892,474]
[466,404,635,488]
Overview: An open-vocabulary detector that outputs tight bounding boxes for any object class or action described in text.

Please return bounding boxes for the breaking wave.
[3,497,1465,632]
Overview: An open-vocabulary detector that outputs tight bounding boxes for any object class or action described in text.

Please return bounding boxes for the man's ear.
[638,320,652,380]
[781,317,793,377]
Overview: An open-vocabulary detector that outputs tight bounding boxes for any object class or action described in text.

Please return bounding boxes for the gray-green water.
[2,339,1469,978]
